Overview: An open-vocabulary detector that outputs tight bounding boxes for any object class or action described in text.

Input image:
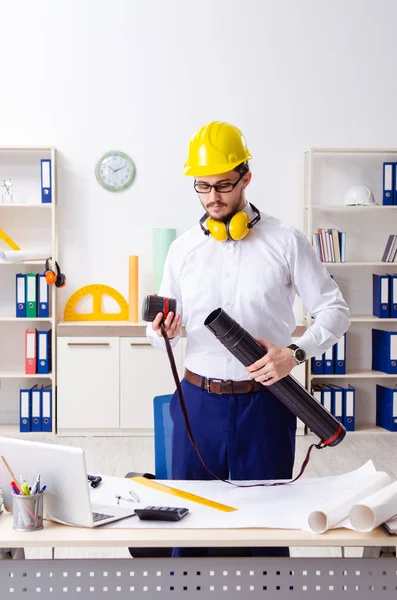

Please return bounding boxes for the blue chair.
[153,394,173,480]
[127,394,173,559]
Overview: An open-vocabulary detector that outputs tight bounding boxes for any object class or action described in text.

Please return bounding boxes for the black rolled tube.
[141,295,177,322]
[205,308,346,447]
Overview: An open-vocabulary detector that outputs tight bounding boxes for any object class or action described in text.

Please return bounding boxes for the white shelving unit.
[303,148,397,435]
[0,147,58,436]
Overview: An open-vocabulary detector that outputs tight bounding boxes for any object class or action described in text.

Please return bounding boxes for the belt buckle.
[207,378,223,393]
[207,378,234,394]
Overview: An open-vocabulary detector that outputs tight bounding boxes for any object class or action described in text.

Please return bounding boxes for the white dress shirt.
[146,203,350,381]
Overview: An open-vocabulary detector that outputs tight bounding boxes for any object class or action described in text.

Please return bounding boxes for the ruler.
[64,284,129,321]
[132,476,237,512]
[0,228,21,251]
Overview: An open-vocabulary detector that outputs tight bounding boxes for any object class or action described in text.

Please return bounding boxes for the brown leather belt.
[184,368,264,395]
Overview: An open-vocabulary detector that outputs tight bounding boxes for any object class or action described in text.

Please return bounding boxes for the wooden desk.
[0,514,396,599]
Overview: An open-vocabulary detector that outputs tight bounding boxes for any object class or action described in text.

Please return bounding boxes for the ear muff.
[206,218,228,242]
[44,259,66,288]
[227,211,250,241]
[200,203,261,242]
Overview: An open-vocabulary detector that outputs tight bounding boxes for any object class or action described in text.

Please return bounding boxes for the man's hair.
[234,161,250,176]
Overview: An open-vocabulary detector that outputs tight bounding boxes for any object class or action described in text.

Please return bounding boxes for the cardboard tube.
[128,255,139,322]
[153,228,176,293]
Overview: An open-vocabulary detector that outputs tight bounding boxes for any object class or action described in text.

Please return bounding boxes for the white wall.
[1,0,397,315]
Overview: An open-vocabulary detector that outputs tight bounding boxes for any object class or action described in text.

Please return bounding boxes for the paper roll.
[153,228,176,293]
[349,480,397,532]
[128,255,139,322]
[0,249,51,263]
[307,471,391,534]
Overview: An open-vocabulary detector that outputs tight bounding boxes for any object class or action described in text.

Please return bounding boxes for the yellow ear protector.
[44,258,66,288]
[200,202,261,242]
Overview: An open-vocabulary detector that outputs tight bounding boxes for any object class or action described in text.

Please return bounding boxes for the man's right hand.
[152,311,182,339]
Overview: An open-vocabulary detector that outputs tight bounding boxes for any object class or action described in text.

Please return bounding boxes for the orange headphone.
[44,258,66,288]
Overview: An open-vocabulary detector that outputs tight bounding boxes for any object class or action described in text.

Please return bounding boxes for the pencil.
[1,455,22,493]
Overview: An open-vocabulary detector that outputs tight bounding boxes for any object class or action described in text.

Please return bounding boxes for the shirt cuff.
[293,334,320,361]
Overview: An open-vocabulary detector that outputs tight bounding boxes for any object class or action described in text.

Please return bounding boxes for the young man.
[146,121,350,557]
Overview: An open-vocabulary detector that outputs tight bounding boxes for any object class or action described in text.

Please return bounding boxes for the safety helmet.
[344,185,377,206]
[183,121,252,177]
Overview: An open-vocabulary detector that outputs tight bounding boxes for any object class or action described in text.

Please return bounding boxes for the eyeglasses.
[194,172,244,194]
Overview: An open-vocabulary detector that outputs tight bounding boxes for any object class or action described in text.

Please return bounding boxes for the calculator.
[134,506,189,521]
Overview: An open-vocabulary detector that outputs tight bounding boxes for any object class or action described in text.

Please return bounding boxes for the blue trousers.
[170,378,297,558]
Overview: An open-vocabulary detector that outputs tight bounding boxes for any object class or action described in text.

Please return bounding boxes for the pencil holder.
[12,492,45,532]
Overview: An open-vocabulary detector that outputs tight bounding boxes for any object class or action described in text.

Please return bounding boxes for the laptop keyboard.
[92,511,114,522]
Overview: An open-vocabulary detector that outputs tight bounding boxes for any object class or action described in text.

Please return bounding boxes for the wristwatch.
[288,344,307,365]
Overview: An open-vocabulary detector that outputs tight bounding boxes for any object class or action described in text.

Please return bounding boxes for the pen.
[31,474,41,496]
[11,482,20,495]
[40,485,46,494]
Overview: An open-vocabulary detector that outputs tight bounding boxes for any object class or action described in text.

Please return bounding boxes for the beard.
[203,190,245,222]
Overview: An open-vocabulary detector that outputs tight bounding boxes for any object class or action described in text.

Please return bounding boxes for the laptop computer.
[0,437,135,527]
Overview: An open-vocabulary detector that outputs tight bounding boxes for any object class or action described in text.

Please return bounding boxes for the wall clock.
[95,150,136,192]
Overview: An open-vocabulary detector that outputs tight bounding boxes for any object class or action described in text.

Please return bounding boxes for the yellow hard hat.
[183,121,252,177]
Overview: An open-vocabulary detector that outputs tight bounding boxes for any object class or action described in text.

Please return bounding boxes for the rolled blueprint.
[308,471,391,534]
[349,480,397,532]
[128,255,139,322]
[153,228,176,293]
[0,249,51,263]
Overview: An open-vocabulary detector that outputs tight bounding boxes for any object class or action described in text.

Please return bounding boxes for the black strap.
[161,325,324,488]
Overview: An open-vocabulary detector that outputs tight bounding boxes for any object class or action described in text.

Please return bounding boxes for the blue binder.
[372,329,397,373]
[394,163,397,205]
[376,384,397,432]
[16,274,26,318]
[40,159,52,203]
[37,274,49,318]
[343,385,355,431]
[373,274,390,318]
[324,345,334,374]
[31,386,41,432]
[327,384,343,422]
[19,388,31,432]
[383,162,394,205]
[321,385,333,413]
[311,351,324,375]
[391,274,397,318]
[334,334,346,374]
[37,330,51,374]
[41,386,52,432]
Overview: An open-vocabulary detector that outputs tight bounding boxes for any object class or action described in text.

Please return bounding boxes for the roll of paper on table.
[204,308,346,447]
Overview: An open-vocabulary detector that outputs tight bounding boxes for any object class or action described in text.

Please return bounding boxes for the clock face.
[95,151,136,192]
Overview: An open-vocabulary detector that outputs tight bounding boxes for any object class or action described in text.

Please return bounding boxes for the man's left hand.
[246,339,296,386]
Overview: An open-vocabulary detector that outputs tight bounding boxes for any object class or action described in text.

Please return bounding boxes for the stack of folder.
[376,384,397,432]
[312,384,355,431]
[312,228,346,263]
[381,235,397,263]
[372,329,397,374]
[373,273,397,317]
[16,273,49,318]
[382,162,397,205]
[311,334,346,375]
[25,329,52,375]
[20,385,52,432]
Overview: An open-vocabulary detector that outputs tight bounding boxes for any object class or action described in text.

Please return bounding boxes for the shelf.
[0,260,46,265]
[350,316,397,322]
[349,425,397,435]
[0,203,52,208]
[0,317,53,322]
[311,370,396,379]
[0,371,52,379]
[323,261,396,267]
[305,148,397,154]
[0,425,53,436]
[307,205,397,211]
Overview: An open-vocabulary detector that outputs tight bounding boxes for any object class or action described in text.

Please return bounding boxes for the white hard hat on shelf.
[344,185,377,206]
